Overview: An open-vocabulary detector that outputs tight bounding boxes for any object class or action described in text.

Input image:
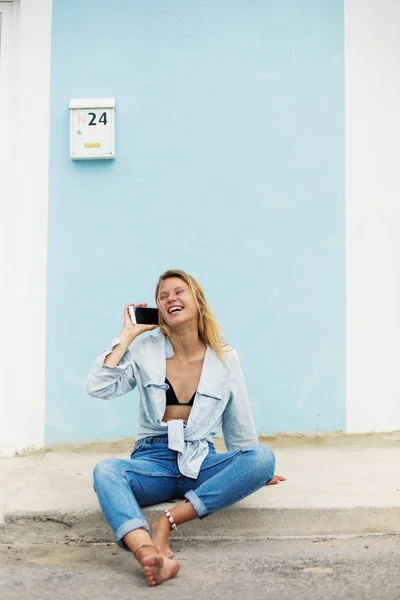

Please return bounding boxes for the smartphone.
[129,305,159,326]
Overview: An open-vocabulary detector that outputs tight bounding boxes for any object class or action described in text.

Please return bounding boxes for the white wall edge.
[0,1,17,456]
[11,0,53,451]
[345,0,400,433]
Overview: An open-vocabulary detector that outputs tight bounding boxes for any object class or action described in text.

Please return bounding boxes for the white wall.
[346,0,400,431]
[0,0,52,455]
[0,1,17,456]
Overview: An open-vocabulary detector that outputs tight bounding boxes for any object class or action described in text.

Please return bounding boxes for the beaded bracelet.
[164,509,178,531]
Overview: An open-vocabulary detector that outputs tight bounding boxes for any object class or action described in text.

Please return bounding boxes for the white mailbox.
[69,98,115,160]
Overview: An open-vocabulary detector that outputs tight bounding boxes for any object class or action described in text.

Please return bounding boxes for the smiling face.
[157,277,199,330]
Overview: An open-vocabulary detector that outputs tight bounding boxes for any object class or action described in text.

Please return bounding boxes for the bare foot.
[151,518,174,558]
[142,554,180,586]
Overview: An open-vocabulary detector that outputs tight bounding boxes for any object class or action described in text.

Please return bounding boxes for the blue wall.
[46,0,345,442]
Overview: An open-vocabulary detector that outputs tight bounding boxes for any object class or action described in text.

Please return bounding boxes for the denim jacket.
[86,332,258,478]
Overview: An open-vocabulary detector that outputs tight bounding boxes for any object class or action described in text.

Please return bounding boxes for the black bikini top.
[165,378,196,407]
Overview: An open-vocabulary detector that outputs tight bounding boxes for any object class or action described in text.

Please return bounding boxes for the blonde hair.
[155,269,227,361]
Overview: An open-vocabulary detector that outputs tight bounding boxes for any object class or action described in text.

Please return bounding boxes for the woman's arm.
[103,329,137,367]
[86,303,157,399]
[222,350,286,486]
[221,350,259,451]
[86,336,137,399]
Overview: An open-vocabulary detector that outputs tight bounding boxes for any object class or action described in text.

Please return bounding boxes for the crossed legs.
[93,444,275,586]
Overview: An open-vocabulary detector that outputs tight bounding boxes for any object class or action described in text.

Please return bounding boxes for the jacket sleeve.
[86,338,137,399]
[221,350,259,451]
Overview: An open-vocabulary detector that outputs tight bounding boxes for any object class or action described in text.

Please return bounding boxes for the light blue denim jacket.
[86,332,258,479]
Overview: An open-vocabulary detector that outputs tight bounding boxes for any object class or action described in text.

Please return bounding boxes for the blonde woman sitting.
[87,269,284,587]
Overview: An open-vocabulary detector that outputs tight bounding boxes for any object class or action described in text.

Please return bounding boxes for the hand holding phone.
[122,303,158,339]
[105,304,158,367]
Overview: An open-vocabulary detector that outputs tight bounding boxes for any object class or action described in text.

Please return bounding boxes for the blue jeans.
[93,435,275,549]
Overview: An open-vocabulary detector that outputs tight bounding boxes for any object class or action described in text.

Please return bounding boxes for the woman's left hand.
[266,474,286,485]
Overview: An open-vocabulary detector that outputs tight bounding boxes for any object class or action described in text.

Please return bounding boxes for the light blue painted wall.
[46,0,345,442]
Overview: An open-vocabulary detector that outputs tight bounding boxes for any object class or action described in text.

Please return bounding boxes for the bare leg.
[152,444,275,556]
[123,528,180,586]
[151,501,198,558]
[150,519,175,558]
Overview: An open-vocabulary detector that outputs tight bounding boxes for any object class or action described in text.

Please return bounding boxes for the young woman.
[87,269,284,587]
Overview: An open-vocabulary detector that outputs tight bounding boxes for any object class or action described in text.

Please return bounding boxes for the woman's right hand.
[121,303,158,341]
[104,303,158,367]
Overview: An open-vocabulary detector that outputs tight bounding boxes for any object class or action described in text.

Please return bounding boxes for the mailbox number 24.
[88,112,107,126]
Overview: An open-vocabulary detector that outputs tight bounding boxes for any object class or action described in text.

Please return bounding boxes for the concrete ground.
[1,434,400,598]
[1,537,400,599]
[1,433,400,544]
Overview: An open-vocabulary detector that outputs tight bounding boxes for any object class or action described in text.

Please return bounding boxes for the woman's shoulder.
[223,343,239,358]
[221,344,241,369]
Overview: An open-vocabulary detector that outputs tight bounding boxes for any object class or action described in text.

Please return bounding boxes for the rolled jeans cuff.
[116,518,151,550]
[184,490,208,519]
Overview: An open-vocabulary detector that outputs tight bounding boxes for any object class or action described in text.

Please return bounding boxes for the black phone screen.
[134,307,159,325]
